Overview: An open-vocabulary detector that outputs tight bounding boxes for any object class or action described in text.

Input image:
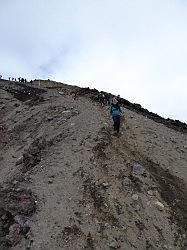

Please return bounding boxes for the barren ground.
[0,80,186,250]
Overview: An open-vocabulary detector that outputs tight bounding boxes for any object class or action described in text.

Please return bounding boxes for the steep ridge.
[0,80,186,250]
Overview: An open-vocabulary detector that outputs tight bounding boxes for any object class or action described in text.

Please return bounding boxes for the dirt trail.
[0,80,186,250]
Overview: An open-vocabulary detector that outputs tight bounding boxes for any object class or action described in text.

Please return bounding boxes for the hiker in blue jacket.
[110,97,122,134]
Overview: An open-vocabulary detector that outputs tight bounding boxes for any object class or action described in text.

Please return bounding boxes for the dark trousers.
[112,115,120,133]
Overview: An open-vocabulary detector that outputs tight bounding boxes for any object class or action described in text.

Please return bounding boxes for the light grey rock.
[132,194,139,201]
[133,163,145,175]
[147,190,154,196]
[109,239,120,249]
[16,156,23,165]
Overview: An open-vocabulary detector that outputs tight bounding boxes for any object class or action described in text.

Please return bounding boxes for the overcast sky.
[0,0,187,122]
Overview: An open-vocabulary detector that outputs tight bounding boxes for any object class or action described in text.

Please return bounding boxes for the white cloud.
[0,0,187,122]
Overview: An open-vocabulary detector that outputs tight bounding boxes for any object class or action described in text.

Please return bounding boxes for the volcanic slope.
[0,80,186,250]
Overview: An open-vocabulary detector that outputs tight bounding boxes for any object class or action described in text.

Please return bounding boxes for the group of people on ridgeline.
[97,92,124,136]
[0,75,27,82]
[9,77,27,83]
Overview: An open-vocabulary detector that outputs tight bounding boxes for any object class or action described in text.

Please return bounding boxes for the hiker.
[105,93,111,105]
[0,75,2,79]
[97,92,107,106]
[100,93,106,106]
[116,94,121,104]
[110,97,123,134]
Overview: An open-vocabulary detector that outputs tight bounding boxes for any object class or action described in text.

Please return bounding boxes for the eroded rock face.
[22,138,46,172]
[0,188,36,216]
[0,188,36,249]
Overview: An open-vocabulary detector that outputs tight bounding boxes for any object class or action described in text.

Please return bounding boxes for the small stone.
[62,110,71,114]
[1,214,7,220]
[26,239,34,249]
[170,138,176,143]
[155,200,165,210]
[130,115,133,118]
[13,180,18,185]
[132,194,139,201]
[147,201,151,205]
[179,148,185,153]
[14,215,26,227]
[133,163,145,175]
[109,239,120,249]
[147,190,153,196]
[47,117,53,121]
[102,182,109,187]
[16,156,23,165]
[48,179,53,184]
[135,205,141,211]
[102,123,109,129]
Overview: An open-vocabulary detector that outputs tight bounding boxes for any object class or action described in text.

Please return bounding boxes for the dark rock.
[26,239,34,249]
[0,188,36,216]
[0,238,12,250]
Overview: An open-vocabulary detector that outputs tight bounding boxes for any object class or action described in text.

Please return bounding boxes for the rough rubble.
[0,79,186,250]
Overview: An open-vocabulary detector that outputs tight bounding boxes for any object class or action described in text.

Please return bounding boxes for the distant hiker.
[0,75,2,79]
[12,77,14,81]
[116,94,121,104]
[9,77,11,81]
[98,92,107,106]
[105,93,111,105]
[18,77,21,82]
[100,93,106,106]
[110,97,123,134]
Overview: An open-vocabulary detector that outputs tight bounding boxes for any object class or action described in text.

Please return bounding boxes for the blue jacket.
[110,104,122,117]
